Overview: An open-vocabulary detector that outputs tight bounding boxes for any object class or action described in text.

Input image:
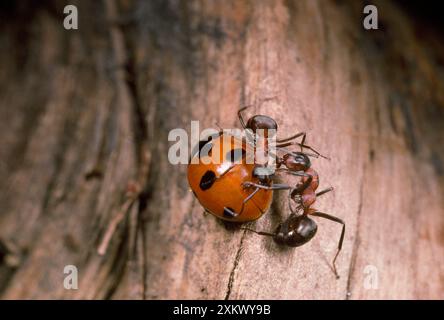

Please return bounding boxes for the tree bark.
[0,0,443,299]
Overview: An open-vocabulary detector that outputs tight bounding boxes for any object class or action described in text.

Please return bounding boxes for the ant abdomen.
[274,214,318,247]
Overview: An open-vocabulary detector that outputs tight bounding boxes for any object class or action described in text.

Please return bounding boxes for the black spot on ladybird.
[199,170,216,190]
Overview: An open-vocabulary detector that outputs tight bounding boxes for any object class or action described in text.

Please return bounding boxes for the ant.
[222,106,327,217]
[238,105,329,160]
[243,164,345,279]
[235,106,345,278]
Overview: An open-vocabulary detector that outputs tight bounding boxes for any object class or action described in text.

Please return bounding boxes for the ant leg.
[275,168,312,180]
[277,168,315,200]
[241,227,276,237]
[277,131,307,153]
[277,131,305,144]
[243,182,291,190]
[238,105,254,129]
[316,187,334,197]
[277,141,330,160]
[275,168,309,176]
[309,211,345,279]
[275,147,319,159]
[288,192,303,214]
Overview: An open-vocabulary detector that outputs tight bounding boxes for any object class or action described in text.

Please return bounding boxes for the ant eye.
[199,170,216,190]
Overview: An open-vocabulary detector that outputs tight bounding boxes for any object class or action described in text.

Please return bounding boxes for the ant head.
[282,152,311,171]
[274,214,317,247]
[252,165,273,185]
[246,115,278,139]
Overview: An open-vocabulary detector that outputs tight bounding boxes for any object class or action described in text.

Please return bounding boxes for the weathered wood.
[0,0,443,299]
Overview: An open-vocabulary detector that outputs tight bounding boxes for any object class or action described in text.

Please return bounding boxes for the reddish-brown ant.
[243,163,345,279]
[235,106,344,278]
[221,106,324,218]
[238,105,329,160]
[191,105,345,277]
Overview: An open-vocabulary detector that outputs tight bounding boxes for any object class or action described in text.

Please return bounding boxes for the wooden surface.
[0,0,443,299]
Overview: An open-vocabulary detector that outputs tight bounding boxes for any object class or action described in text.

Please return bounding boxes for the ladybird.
[188,133,273,222]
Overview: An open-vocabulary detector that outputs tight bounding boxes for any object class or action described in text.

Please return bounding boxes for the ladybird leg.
[309,211,345,279]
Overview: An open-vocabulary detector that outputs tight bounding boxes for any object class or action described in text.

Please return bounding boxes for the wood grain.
[0,0,443,299]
